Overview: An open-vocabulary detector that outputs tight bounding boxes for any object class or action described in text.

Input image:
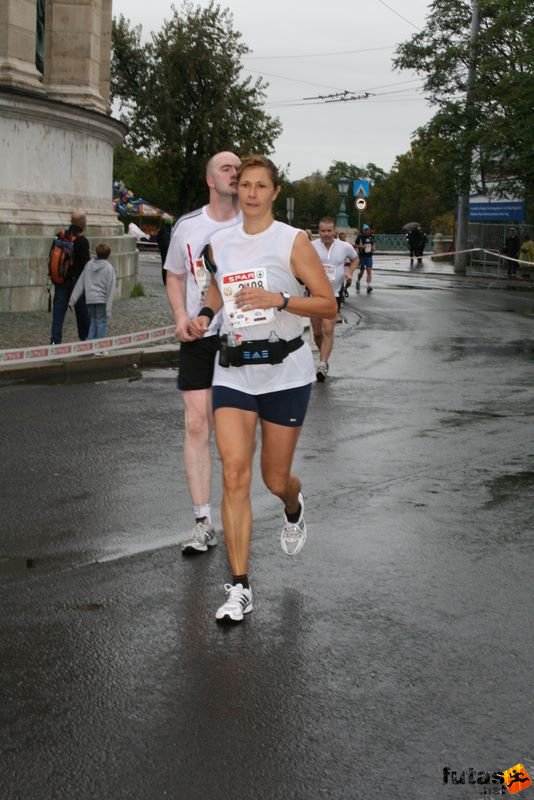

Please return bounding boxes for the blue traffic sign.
[353,179,370,198]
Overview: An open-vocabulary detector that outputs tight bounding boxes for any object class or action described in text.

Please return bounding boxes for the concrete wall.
[0,228,138,314]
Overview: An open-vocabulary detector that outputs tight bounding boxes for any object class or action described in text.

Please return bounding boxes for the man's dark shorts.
[177,335,220,391]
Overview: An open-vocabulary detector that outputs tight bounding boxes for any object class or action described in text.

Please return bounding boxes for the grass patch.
[130,282,146,298]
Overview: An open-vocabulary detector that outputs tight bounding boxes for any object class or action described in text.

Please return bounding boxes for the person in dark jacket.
[502,226,520,278]
[50,209,90,343]
[157,216,173,285]
[407,226,427,265]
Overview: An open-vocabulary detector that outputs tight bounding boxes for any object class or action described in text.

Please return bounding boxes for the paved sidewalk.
[0,254,176,380]
[0,288,173,350]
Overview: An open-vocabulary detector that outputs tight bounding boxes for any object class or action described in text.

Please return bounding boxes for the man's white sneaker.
[215,583,253,623]
[181,520,217,554]
[316,363,328,382]
[280,492,307,556]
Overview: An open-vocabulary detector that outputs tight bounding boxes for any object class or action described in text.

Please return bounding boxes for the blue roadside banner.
[469,200,525,222]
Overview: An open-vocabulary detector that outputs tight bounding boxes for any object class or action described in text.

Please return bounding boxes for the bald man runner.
[165,152,241,552]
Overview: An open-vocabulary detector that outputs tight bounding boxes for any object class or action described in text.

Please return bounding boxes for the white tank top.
[210,220,316,394]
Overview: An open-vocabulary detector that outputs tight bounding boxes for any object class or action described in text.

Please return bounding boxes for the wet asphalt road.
[1,280,534,800]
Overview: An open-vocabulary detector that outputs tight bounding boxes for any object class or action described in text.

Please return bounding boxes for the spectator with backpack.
[49,210,90,344]
[69,242,116,340]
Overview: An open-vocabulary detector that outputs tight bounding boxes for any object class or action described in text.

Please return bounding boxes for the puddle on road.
[438,408,506,428]
[429,338,534,362]
[73,602,108,612]
[484,469,534,508]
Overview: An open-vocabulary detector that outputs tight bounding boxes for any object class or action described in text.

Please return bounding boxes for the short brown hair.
[95,242,111,259]
[237,155,281,188]
[319,216,336,227]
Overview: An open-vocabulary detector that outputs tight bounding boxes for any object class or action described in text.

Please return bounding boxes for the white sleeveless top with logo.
[210,220,316,394]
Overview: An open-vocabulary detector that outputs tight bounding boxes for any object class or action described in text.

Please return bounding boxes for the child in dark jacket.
[69,243,116,339]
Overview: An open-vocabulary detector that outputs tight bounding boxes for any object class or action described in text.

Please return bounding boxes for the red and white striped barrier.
[379,246,534,267]
[0,326,176,366]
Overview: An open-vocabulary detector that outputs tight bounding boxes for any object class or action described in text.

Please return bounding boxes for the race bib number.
[364,243,372,254]
[221,268,275,329]
[322,262,336,283]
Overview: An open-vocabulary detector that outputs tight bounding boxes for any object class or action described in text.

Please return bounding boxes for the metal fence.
[467,222,534,278]
[374,233,434,252]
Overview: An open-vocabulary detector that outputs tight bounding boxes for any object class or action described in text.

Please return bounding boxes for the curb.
[0,344,179,385]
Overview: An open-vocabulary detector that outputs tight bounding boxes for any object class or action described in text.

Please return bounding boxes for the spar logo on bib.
[221,268,274,328]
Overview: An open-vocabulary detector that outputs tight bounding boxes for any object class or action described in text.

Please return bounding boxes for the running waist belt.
[219,335,304,367]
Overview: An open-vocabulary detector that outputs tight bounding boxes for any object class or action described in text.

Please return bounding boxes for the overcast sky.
[111,0,434,180]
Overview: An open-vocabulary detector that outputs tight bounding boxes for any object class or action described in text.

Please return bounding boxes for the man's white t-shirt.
[312,238,357,295]
[165,206,240,336]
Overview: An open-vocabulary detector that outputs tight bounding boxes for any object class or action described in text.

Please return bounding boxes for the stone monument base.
[0,89,138,312]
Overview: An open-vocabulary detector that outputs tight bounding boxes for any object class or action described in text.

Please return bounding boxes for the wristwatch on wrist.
[277,291,290,311]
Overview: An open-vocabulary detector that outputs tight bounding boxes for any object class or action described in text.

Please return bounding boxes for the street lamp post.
[286,196,295,225]
[454,0,479,274]
[336,177,350,228]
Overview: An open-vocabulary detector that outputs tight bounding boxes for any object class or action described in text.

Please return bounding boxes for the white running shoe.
[215,583,253,623]
[280,492,307,556]
[181,520,217,554]
[316,363,328,382]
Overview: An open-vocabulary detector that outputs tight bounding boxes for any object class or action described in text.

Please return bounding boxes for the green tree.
[325,161,388,189]
[370,135,457,232]
[273,162,391,232]
[111,16,145,110]
[113,146,161,205]
[393,0,534,213]
[323,162,388,227]
[275,172,338,230]
[111,3,281,215]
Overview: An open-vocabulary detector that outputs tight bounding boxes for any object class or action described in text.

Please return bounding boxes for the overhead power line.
[247,63,424,95]
[244,45,396,60]
[264,79,426,108]
[302,90,373,104]
[374,0,422,30]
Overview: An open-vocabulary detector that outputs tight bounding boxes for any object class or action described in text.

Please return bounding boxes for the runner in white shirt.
[310,217,358,381]
[165,151,241,554]
[189,155,337,624]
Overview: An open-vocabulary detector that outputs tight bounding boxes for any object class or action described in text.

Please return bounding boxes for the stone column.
[0,0,45,92]
[43,0,108,113]
[99,0,112,110]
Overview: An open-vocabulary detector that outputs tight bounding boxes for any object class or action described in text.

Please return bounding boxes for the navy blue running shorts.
[212,383,312,427]
[177,335,220,391]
